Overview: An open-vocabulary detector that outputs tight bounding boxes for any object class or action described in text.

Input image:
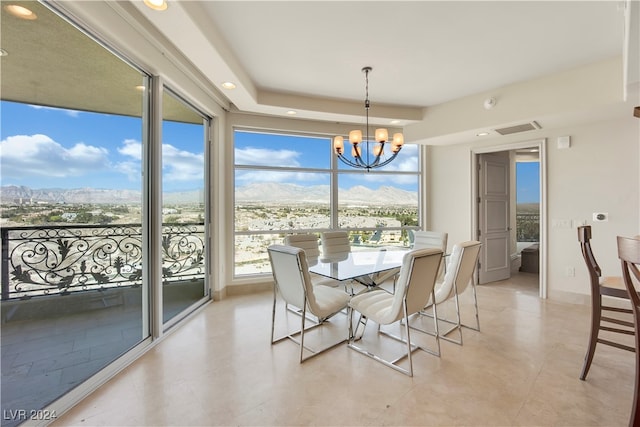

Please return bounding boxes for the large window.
[233,129,420,276]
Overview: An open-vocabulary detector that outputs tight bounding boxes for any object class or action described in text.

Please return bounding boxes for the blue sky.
[516,162,540,203]
[0,101,204,192]
[0,101,420,192]
[0,100,537,197]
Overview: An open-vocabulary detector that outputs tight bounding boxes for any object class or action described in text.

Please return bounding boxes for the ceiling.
[198,1,623,106]
[1,1,636,143]
[127,0,634,133]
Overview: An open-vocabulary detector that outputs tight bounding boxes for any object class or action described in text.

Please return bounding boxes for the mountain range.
[235,182,417,206]
[0,183,417,206]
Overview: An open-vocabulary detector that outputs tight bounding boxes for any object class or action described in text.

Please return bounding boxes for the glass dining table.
[308,248,408,288]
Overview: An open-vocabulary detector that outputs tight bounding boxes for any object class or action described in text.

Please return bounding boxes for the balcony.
[1,223,206,427]
[516,212,540,242]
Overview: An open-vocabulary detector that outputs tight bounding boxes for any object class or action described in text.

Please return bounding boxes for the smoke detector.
[483,97,497,110]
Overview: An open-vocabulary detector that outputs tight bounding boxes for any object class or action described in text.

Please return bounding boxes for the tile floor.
[52,272,634,426]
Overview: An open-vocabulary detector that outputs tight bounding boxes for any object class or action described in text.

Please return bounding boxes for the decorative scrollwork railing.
[516,213,540,242]
[1,223,205,300]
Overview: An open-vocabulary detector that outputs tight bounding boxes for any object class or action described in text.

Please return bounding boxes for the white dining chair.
[268,244,351,363]
[421,240,482,345]
[321,231,351,256]
[413,230,448,281]
[285,233,340,288]
[348,247,443,376]
[284,233,321,260]
[413,230,448,250]
[371,229,447,293]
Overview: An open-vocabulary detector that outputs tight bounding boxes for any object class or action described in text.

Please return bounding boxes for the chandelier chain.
[364,67,370,165]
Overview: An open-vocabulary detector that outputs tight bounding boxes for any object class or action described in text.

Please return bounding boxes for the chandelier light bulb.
[392,133,404,152]
[333,136,344,154]
[349,130,362,144]
[375,128,388,143]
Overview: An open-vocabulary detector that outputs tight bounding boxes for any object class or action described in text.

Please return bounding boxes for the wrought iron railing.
[516,213,540,242]
[1,223,205,300]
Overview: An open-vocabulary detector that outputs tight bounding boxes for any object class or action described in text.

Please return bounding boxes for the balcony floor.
[45,272,634,427]
[1,299,143,427]
[1,287,204,427]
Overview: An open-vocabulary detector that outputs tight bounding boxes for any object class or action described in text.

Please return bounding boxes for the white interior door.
[478,152,511,284]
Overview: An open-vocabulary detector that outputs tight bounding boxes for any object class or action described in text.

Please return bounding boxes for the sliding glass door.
[0,3,212,423]
[161,89,209,326]
[1,3,149,424]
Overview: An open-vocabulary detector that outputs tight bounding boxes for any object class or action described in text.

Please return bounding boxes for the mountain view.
[1,183,417,206]
[235,183,417,206]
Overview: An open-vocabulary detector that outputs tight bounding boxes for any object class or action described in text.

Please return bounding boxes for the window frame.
[232,127,422,278]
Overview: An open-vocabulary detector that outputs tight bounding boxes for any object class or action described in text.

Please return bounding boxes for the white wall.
[427,113,639,303]
[425,144,475,245]
[546,116,639,301]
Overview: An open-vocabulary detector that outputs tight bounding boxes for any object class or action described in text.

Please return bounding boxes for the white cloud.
[116,139,204,183]
[1,134,206,186]
[235,147,301,167]
[29,105,81,117]
[162,144,204,182]
[113,161,141,183]
[0,134,110,178]
[375,144,419,172]
[117,139,142,160]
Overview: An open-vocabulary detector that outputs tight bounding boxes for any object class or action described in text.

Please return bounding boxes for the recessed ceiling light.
[286,110,297,115]
[221,82,236,90]
[476,132,490,137]
[4,4,37,20]
[390,120,401,125]
[0,48,8,57]
[143,0,168,11]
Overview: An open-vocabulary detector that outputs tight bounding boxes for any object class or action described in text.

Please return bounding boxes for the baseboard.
[225,281,272,296]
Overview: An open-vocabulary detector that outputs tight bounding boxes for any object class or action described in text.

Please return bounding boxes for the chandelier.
[333,67,404,171]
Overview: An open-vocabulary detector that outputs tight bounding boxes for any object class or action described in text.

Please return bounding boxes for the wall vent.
[494,121,541,135]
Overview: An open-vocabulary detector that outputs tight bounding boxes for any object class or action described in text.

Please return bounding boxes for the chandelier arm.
[373,141,386,166]
[337,149,400,170]
[337,153,368,169]
[373,151,400,169]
